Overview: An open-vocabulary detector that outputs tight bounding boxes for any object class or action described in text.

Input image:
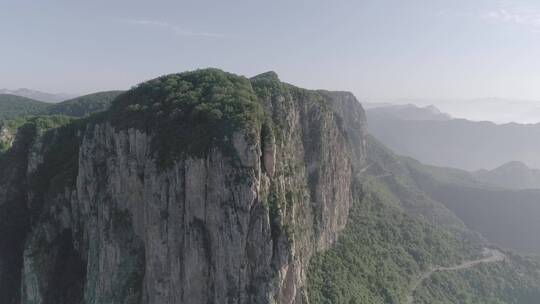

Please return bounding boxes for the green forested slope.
[0,94,50,120]
[414,254,540,304]
[308,180,479,304]
[403,156,540,255]
[307,136,540,304]
[47,91,123,117]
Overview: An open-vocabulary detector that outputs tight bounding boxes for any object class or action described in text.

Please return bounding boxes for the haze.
[2,1,540,110]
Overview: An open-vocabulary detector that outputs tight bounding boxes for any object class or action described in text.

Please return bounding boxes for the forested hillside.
[0,94,50,120]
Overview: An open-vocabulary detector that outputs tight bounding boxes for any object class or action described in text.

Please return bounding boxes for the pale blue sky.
[2,0,540,100]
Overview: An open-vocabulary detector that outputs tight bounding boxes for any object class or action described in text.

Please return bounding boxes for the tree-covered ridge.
[48,91,123,117]
[0,91,121,123]
[1,69,274,165]
[108,68,266,165]
[0,91,121,153]
[0,94,50,120]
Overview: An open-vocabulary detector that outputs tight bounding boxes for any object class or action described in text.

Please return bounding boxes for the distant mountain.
[0,88,76,102]
[402,155,540,254]
[0,91,122,123]
[367,103,451,121]
[0,94,49,120]
[367,108,540,170]
[48,91,123,117]
[370,97,540,124]
[360,137,540,254]
[474,161,540,190]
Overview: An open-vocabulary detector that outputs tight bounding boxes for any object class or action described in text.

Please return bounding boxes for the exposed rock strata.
[0,71,368,304]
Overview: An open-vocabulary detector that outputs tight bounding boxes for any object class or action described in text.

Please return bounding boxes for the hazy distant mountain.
[0,88,77,103]
[366,103,451,121]
[400,154,540,255]
[367,108,540,170]
[365,136,540,254]
[474,161,540,190]
[371,98,540,124]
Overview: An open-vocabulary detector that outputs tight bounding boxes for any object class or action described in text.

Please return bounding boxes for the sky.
[2,0,540,103]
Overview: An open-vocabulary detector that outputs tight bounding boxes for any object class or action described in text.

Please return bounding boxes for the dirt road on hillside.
[406,248,506,304]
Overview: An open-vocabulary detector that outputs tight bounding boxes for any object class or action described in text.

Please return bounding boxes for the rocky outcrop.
[0,124,16,151]
[0,70,368,304]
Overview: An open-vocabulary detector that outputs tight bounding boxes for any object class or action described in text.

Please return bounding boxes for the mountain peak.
[250,71,280,82]
[495,161,530,171]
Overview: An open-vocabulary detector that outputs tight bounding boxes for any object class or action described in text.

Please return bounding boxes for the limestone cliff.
[0,123,16,151]
[0,69,368,304]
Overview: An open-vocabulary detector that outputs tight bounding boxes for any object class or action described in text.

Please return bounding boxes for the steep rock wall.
[0,70,368,304]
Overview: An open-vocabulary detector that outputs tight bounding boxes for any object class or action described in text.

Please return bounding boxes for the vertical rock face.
[0,69,368,304]
[0,124,16,151]
[318,91,368,172]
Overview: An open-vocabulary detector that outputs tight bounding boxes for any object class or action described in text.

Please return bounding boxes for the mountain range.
[0,91,123,121]
[474,161,540,190]
[0,69,539,303]
[367,103,540,170]
[369,98,540,124]
[365,103,452,121]
[0,88,77,103]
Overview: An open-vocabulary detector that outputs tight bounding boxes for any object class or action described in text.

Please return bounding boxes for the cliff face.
[0,124,15,151]
[0,70,368,304]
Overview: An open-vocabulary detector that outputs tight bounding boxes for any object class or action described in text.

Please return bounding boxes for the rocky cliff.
[0,69,368,304]
[0,121,17,151]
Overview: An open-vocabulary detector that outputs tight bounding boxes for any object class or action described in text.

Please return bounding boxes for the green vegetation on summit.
[108,69,265,164]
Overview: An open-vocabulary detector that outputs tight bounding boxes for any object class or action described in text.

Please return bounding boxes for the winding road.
[406,248,506,304]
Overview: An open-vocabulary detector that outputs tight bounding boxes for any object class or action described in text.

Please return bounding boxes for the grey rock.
[0,73,368,304]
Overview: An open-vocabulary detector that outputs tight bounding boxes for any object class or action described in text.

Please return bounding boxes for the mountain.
[0,94,50,120]
[0,69,364,303]
[47,91,124,117]
[0,91,121,122]
[0,88,76,102]
[370,97,540,124]
[0,91,122,153]
[474,161,540,190]
[0,69,539,303]
[309,137,540,303]
[367,108,540,170]
[401,156,540,255]
[367,103,451,121]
